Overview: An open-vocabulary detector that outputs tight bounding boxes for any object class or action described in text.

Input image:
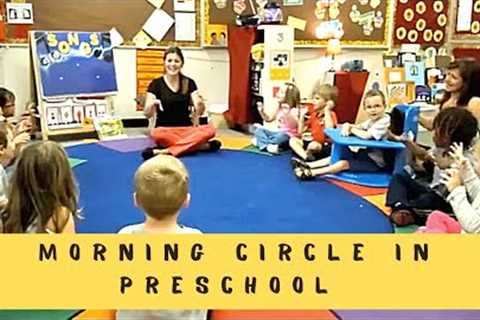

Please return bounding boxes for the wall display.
[44,100,106,131]
[31,31,118,97]
[393,0,449,47]
[205,0,392,46]
[455,0,480,38]
[2,0,200,47]
[205,24,228,46]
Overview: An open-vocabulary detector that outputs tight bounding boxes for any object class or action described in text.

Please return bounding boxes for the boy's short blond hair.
[312,83,338,104]
[135,155,189,219]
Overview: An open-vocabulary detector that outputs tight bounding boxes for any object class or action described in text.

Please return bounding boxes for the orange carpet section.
[211,310,338,319]
[73,309,338,319]
[73,310,115,319]
[364,194,390,216]
[328,179,387,196]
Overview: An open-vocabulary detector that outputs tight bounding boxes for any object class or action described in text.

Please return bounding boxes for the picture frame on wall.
[386,81,409,106]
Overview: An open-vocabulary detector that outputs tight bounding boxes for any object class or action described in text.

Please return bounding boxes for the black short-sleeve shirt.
[147,75,198,127]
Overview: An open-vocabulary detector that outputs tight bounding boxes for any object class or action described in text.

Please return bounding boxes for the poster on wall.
[269,51,291,81]
[6,2,33,24]
[32,31,118,97]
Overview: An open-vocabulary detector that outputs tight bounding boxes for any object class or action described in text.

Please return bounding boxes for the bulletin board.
[453,0,480,40]
[392,0,449,47]
[1,0,201,47]
[205,0,392,47]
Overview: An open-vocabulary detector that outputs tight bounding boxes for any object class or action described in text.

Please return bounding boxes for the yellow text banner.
[0,234,478,309]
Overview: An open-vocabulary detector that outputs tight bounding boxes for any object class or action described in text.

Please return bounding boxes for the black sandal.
[294,165,314,181]
[206,139,222,152]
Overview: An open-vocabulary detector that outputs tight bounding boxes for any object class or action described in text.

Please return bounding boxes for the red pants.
[150,124,216,156]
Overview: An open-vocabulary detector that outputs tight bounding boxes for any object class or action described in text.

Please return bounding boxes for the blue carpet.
[67,144,393,233]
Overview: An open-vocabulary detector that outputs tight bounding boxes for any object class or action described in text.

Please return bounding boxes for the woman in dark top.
[142,47,221,159]
[419,59,480,130]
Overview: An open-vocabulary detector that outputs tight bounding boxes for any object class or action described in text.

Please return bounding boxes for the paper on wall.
[143,9,174,41]
[174,0,195,12]
[109,28,124,47]
[174,12,196,41]
[457,0,473,31]
[287,16,306,31]
[133,30,153,48]
[6,2,33,24]
[147,0,165,9]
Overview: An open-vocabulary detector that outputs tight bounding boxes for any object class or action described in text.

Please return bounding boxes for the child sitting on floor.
[0,126,10,215]
[0,88,34,166]
[289,83,338,162]
[1,141,79,233]
[116,155,206,320]
[417,141,480,233]
[293,89,390,180]
[251,82,300,154]
[387,107,479,226]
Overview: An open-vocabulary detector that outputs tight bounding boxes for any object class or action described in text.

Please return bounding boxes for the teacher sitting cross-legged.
[142,46,221,160]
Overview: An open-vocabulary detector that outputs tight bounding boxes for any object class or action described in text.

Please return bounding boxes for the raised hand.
[440,167,462,192]
[448,142,466,169]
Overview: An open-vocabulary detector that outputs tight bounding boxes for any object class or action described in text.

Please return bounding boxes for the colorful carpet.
[68,157,87,168]
[97,137,155,153]
[67,145,392,233]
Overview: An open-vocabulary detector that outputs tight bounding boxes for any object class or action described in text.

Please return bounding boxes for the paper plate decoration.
[423,29,433,42]
[415,1,426,14]
[416,18,426,31]
[475,0,480,13]
[433,1,444,13]
[472,21,480,33]
[396,27,407,39]
[437,14,447,27]
[394,0,448,46]
[404,8,414,21]
[433,30,444,42]
[408,29,418,42]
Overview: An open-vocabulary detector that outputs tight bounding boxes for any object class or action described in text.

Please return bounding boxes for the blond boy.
[117,155,205,320]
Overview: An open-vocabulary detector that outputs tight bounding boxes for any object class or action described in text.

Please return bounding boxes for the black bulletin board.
[3,0,200,47]
[205,0,391,46]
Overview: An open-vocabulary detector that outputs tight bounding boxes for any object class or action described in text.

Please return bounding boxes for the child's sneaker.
[251,137,258,147]
[266,144,279,154]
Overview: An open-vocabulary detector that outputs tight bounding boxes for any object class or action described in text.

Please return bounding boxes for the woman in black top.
[142,47,220,159]
[419,59,480,130]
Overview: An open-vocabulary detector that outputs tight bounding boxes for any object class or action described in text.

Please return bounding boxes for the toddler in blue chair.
[294,89,390,180]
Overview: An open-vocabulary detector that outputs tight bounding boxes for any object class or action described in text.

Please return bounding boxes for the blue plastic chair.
[324,105,419,187]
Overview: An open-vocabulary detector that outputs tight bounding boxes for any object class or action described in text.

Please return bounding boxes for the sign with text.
[0,235,478,309]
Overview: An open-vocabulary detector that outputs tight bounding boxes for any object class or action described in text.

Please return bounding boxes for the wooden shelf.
[47,125,95,136]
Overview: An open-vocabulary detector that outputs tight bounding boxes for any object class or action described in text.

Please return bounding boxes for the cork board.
[2,0,200,47]
[205,0,392,46]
